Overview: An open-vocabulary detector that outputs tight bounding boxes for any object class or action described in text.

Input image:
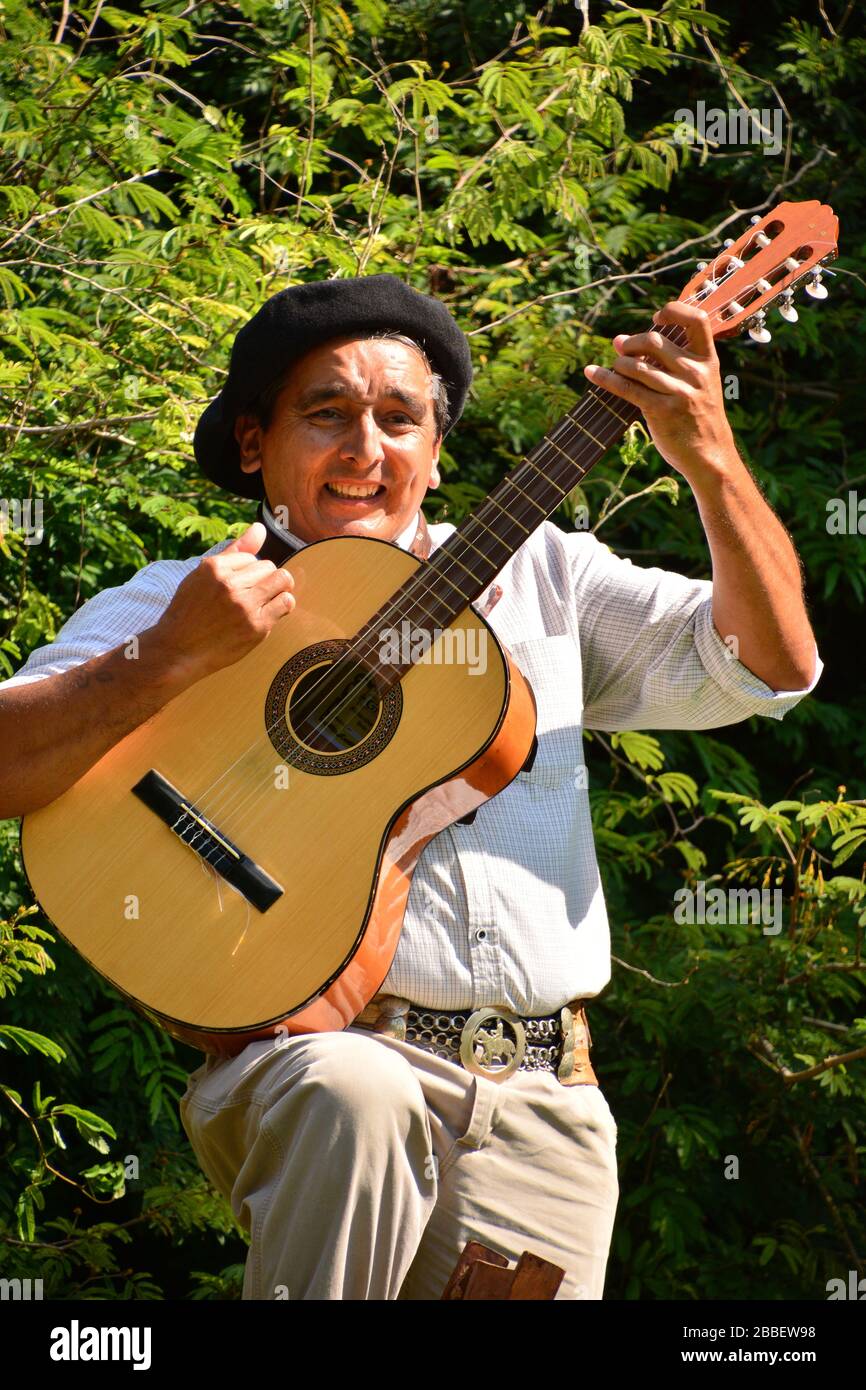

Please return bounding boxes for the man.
[0,274,820,1301]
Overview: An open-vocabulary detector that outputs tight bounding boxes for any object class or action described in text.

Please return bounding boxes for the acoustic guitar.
[20,200,838,1055]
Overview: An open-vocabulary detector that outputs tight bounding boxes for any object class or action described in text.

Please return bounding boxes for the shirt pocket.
[505,635,585,790]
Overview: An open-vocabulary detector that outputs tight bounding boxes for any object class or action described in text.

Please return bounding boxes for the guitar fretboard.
[353,384,640,678]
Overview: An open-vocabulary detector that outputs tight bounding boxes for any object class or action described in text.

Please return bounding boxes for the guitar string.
[172,329,681,860]
[149,254,775,878]
[158,287,742,873]
[149,317,704,886]
[139,373,646,895]
[142,221,807,876]
[138,239,808,892]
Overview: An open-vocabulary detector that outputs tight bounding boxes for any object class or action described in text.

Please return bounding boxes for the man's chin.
[313,494,409,541]
[323,516,402,541]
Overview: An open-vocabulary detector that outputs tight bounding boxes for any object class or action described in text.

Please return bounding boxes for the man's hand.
[0,522,298,818]
[583,301,818,693]
[154,521,296,682]
[584,300,738,480]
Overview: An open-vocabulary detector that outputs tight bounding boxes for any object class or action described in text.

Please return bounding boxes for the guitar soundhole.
[264,640,402,776]
[290,661,381,751]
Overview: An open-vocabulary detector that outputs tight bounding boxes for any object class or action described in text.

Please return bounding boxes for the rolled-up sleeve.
[0,554,214,693]
[567,530,822,732]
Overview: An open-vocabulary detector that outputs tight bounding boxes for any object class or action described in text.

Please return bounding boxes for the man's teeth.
[326,483,382,498]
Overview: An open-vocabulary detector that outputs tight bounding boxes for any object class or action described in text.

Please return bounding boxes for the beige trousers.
[179,1023,619,1301]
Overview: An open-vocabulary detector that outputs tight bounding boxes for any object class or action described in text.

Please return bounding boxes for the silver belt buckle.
[459,1007,526,1082]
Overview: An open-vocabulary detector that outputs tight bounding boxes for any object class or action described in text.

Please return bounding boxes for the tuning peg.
[748,217,772,248]
[804,268,829,300]
[721,239,745,269]
[748,310,772,344]
[778,290,798,323]
[697,261,708,271]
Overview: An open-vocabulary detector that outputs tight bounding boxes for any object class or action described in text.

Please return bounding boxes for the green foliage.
[0,0,863,1299]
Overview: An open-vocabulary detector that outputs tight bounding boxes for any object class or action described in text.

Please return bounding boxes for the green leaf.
[0,1026,66,1062]
[612,731,665,771]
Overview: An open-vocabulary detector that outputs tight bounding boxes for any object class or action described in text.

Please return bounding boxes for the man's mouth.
[324,481,386,501]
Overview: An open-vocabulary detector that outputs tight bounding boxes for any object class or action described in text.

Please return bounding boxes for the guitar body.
[20,536,536,1056]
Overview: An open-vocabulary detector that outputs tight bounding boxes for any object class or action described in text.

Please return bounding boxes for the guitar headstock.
[678,200,839,343]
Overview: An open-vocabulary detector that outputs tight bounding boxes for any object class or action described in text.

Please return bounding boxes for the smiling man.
[233,332,445,544]
[230,333,446,581]
[0,273,821,1302]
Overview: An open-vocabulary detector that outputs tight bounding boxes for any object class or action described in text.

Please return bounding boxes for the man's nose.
[338,410,387,467]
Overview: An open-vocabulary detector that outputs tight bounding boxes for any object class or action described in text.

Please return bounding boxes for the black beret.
[193,273,473,500]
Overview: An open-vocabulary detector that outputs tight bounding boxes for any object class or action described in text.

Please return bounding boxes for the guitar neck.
[349,382,640,677]
[436,384,641,611]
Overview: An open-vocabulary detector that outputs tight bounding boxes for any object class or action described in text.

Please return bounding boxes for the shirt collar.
[261,497,422,553]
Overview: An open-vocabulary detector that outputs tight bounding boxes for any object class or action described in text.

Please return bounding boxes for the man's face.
[233,336,443,545]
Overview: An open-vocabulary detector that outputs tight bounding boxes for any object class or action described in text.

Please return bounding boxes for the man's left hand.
[584,300,738,480]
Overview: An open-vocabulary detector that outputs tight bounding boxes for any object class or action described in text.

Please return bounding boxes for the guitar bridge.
[132,769,284,913]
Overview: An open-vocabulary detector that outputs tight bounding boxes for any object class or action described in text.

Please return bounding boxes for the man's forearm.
[0,627,201,818]
[687,449,818,691]
[583,302,819,694]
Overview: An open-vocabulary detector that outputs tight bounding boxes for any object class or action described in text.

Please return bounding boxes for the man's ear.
[234,413,263,476]
[428,437,442,491]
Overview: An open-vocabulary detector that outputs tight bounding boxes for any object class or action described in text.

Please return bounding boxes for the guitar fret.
[451,529,493,569]
[381,568,469,633]
[433,544,484,589]
[481,491,531,536]
[457,511,514,562]
[560,414,608,452]
[541,431,592,473]
[424,560,472,606]
[501,473,549,518]
[410,591,455,626]
[587,389,630,427]
[521,458,569,498]
[364,350,648,652]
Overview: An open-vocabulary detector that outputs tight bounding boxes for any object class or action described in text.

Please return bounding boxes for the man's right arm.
[0,628,209,818]
[0,521,295,819]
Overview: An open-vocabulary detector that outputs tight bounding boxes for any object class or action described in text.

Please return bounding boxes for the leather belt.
[352,994,598,1086]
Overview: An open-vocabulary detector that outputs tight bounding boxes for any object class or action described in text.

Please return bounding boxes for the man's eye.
[311,409,413,423]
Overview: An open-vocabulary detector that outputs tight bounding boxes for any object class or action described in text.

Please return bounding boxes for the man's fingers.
[216,551,273,572]
[260,588,296,620]
[613,329,691,369]
[222,521,267,554]
[226,559,294,588]
[651,301,717,357]
[584,363,660,409]
[587,355,683,399]
[253,569,296,606]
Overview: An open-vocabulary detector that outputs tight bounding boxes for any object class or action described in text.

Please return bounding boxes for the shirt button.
[474,927,489,943]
